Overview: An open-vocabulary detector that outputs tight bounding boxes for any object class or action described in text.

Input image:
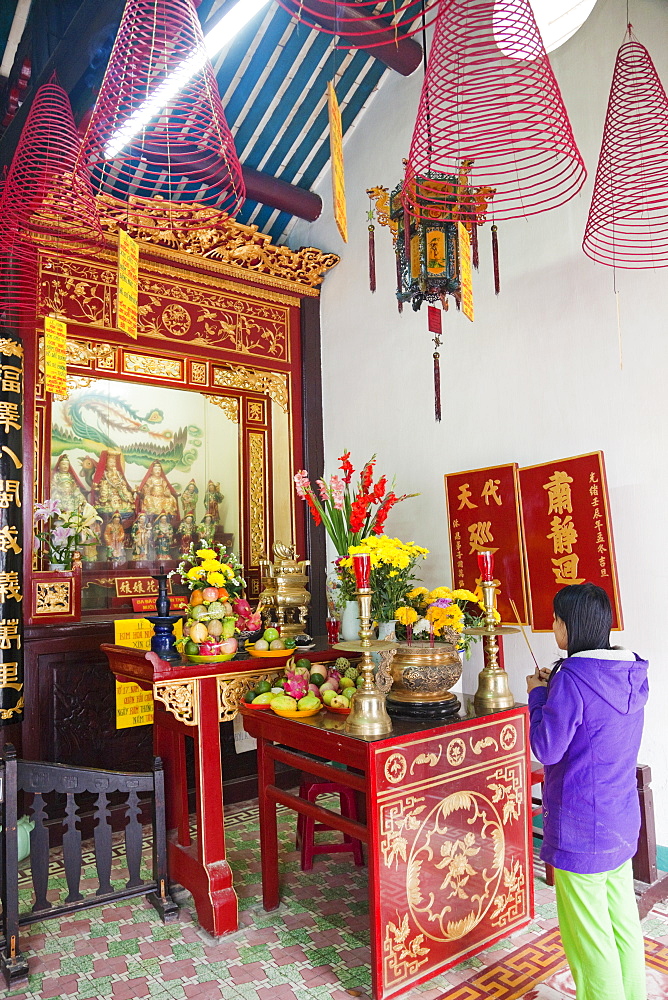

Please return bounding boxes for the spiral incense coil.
[402,0,586,223]
[583,39,668,268]
[77,0,244,227]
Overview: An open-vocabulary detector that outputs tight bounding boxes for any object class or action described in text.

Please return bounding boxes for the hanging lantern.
[583,34,668,268]
[77,0,245,229]
[402,0,586,225]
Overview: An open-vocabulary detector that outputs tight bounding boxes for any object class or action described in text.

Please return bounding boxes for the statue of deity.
[197,513,216,547]
[153,515,175,559]
[51,454,87,513]
[104,512,126,561]
[139,461,178,517]
[94,452,135,515]
[204,481,224,523]
[81,519,102,564]
[179,480,198,520]
[177,514,197,554]
[131,512,153,560]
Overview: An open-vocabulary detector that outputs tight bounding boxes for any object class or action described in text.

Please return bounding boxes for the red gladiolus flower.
[361,458,376,495]
[373,492,398,534]
[339,451,354,485]
[371,475,387,503]
[350,494,371,533]
[306,494,321,526]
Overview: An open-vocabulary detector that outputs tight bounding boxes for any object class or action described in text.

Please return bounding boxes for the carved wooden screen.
[25,195,337,617]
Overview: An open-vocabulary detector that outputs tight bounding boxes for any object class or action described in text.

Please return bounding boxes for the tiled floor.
[6,798,668,1000]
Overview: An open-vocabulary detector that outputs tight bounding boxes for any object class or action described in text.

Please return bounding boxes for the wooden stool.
[295,778,365,871]
[531,765,555,886]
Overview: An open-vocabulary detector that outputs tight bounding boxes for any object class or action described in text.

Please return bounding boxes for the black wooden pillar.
[300,296,327,637]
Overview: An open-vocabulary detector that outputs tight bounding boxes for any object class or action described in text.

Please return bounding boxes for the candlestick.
[146,571,182,662]
[477,550,494,582]
[344,575,393,737]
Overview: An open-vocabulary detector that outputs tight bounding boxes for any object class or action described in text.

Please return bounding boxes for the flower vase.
[377,620,397,641]
[340,600,360,641]
[48,562,67,571]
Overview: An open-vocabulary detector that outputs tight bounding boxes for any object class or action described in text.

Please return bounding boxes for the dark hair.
[549,583,612,684]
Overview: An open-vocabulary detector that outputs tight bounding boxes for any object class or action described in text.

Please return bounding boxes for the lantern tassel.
[492,224,500,295]
[471,221,479,270]
[433,351,442,422]
[368,224,376,292]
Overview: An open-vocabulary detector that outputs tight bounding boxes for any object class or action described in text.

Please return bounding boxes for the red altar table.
[242,700,533,1000]
[102,643,343,937]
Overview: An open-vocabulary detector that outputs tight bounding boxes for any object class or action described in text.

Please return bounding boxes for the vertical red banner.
[518,451,622,631]
[444,464,528,623]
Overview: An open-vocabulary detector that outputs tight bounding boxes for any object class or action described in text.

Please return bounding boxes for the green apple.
[356,676,365,688]
[340,677,355,689]
[321,689,337,706]
[263,627,280,642]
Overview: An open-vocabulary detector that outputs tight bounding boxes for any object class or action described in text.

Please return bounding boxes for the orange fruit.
[190,590,204,606]
[217,587,229,600]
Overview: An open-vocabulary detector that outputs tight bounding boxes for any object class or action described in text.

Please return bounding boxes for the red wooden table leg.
[154,716,190,846]
[257,732,280,911]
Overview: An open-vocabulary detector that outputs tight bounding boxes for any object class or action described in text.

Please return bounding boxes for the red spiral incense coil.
[402,0,586,223]
[274,0,440,48]
[583,38,668,268]
[0,78,102,324]
[77,0,244,228]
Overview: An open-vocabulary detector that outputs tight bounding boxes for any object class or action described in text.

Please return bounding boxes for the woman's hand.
[526,668,548,693]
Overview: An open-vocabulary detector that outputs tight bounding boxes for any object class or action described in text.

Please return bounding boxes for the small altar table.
[101,643,344,937]
[241,699,533,1000]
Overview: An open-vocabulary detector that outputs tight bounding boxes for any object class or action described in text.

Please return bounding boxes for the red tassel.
[471,221,479,270]
[368,224,376,292]
[433,352,442,422]
[492,224,500,295]
[395,251,403,313]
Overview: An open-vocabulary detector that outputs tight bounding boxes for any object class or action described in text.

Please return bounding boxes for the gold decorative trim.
[123,353,183,380]
[214,365,288,412]
[37,336,115,375]
[247,399,264,423]
[0,695,24,720]
[154,679,198,726]
[217,670,282,722]
[205,395,239,423]
[35,581,72,615]
[248,433,266,564]
[191,361,207,384]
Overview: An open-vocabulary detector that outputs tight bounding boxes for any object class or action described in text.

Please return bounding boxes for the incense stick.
[509,598,540,671]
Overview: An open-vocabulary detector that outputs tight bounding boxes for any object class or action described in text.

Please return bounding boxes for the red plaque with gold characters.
[373,707,532,999]
[444,464,528,624]
[519,451,622,631]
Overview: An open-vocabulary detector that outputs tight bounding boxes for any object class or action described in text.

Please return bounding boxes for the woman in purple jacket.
[527,583,648,1000]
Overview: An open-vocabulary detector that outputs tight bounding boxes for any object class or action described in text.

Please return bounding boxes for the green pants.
[554,860,646,1000]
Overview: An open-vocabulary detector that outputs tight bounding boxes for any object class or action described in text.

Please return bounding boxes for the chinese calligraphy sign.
[519,452,622,631]
[444,464,529,624]
[0,332,23,724]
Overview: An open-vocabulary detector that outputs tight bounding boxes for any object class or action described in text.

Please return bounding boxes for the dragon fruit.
[284,673,308,700]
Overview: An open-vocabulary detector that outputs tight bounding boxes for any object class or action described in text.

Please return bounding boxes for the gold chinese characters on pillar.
[0,335,24,724]
[518,451,622,630]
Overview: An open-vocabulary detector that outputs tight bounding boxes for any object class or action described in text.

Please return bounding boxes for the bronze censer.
[257,541,311,639]
[385,641,462,720]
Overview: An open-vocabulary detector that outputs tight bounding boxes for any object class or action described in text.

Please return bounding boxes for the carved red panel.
[370,708,532,1000]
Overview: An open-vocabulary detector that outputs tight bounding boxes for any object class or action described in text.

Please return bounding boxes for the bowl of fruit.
[257,657,363,717]
[243,679,285,710]
[246,628,295,661]
[182,586,239,663]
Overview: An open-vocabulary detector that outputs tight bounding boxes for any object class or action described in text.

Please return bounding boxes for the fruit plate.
[246,645,294,662]
[186,652,236,664]
[295,643,315,651]
[243,700,272,710]
[326,703,351,715]
[270,704,322,719]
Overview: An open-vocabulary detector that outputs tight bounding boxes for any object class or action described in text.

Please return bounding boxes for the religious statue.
[138,461,179,517]
[177,513,197,554]
[104,512,127,561]
[153,514,175,559]
[50,454,87,513]
[197,513,216,547]
[94,451,135,516]
[81,519,102,564]
[204,480,224,523]
[131,512,153,560]
[179,480,198,520]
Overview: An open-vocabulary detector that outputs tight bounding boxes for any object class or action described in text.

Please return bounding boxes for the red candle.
[477,550,494,582]
[352,553,371,589]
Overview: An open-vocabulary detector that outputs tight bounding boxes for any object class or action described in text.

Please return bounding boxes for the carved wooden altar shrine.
[4,193,337,789]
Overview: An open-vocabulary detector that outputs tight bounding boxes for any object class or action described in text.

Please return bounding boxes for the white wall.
[291,0,668,843]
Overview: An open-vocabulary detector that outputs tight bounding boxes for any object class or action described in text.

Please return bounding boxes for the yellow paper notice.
[115,679,154,729]
[117,228,139,339]
[327,81,348,243]
[44,316,67,395]
[457,222,474,323]
[114,617,182,650]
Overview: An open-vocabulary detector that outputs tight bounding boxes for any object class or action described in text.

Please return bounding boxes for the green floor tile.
[237,943,273,963]
[108,939,140,957]
[60,954,95,974]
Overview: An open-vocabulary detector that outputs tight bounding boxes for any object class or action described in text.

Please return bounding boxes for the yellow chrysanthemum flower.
[407,587,428,599]
[196,548,217,560]
[451,589,479,603]
[187,566,205,581]
[427,586,454,602]
[395,606,418,625]
[201,559,223,572]
[207,571,227,587]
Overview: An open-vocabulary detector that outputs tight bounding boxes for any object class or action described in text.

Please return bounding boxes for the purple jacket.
[529,649,648,874]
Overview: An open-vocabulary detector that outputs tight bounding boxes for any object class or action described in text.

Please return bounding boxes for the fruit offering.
[182,591,239,661]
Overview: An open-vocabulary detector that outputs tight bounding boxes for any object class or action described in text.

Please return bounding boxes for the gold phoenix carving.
[213,365,288,412]
[217,670,281,722]
[124,354,183,380]
[154,680,198,726]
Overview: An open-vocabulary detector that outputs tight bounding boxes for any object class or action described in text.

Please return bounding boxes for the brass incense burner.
[386,642,462,719]
[465,555,518,713]
[257,541,311,639]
